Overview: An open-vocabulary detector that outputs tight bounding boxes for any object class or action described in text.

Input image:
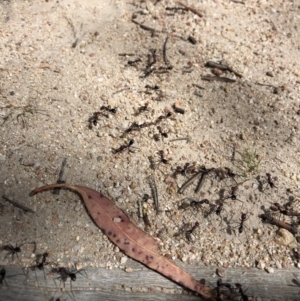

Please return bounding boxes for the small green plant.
[1,103,48,128]
[235,146,262,179]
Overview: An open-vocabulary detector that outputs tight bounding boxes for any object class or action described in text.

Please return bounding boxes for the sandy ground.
[0,0,300,298]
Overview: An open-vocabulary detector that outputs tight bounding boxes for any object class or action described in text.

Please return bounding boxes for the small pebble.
[21,159,35,166]
[120,256,128,264]
[173,101,185,114]
[257,260,266,270]
[212,68,223,76]
[265,266,274,274]
[74,204,82,212]
[274,228,297,248]
[129,181,138,190]
[216,267,226,278]
[275,261,282,269]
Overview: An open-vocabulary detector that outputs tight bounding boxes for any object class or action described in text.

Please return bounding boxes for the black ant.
[173,162,197,178]
[88,105,117,127]
[190,199,210,208]
[100,105,117,114]
[145,84,160,90]
[194,166,215,194]
[270,202,288,215]
[185,222,199,241]
[127,58,142,66]
[25,252,50,288]
[266,172,277,188]
[155,112,172,123]
[215,202,224,216]
[223,185,244,202]
[1,244,21,261]
[123,121,151,136]
[34,252,49,270]
[157,150,169,164]
[112,139,135,154]
[291,273,300,295]
[135,102,149,115]
[235,283,249,301]
[150,150,170,169]
[0,268,8,288]
[179,198,209,211]
[0,241,35,262]
[216,279,235,300]
[50,266,88,300]
[153,126,168,141]
[238,212,250,234]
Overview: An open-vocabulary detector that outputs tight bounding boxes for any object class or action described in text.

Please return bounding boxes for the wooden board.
[1,259,299,301]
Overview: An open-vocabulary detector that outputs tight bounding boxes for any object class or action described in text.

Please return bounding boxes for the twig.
[192,84,205,90]
[53,158,67,195]
[163,37,172,68]
[205,61,242,78]
[131,17,161,36]
[170,136,191,142]
[194,168,215,194]
[178,170,204,194]
[2,195,35,213]
[176,1,203,18]
[201,75,236,83]
[259,214,298,235]
[149,175,159,214]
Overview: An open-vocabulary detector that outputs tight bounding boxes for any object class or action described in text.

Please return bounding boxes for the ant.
[0,241,35,262]
[194,166,215,194]
[88,105,117,127]
[50,266,88,300]
[127,58,142,66]
[270,202,288,215]
[135,102,150,115]
[236,212,250,234]
[145,84,160,90]
[173,162,197,178]
[185,221,199,241]
[34,252,49,270]
[112,139,135,154]
[179,199,209,212]
[150,150,170,169]
[215,202,224,216]
[153,126,168,141]
[266,172,277,188]
[0,268,8,288]
[123,121,151,136]
[223,185,243,202]
[100,105,117,114]
[155,112,172,123]
[235,283,249,301]
[1,244,21,261]
[157,150,169,164]
[228,186,239,200]
[291,273,300,294]
[24,252,50,288]
[191,199,210,208]
[216,279,235,300]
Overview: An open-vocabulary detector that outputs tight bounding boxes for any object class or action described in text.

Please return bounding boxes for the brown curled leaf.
[31,183,216,299]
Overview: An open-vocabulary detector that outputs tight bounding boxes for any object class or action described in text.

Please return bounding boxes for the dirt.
[0,0,300,298]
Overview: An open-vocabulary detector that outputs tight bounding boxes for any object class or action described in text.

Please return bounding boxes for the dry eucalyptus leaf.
[31,183,216,299]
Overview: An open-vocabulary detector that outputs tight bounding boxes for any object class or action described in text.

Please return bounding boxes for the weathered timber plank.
[0,259,299,301]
